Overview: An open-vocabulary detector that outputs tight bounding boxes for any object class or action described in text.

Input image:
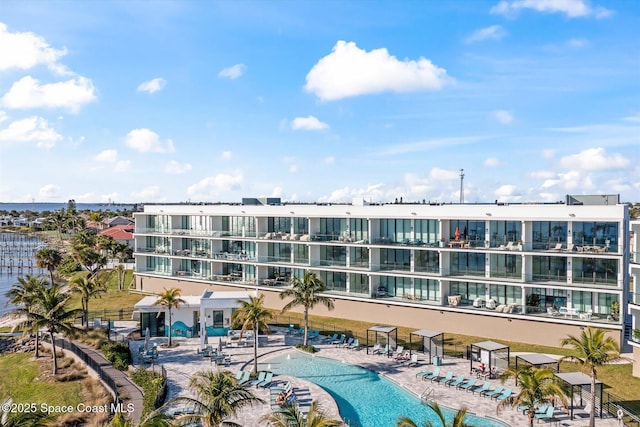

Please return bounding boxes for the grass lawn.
[66,269,143,312]
[0,352,83,407]
[272,310,640,401]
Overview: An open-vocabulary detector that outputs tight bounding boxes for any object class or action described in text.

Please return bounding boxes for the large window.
[146,236,170,253]
[450,252,485,276]
[573,222,619,252]
[350,247,369,268]
[146,215,170,233]
[319,245,346,266]
[222,216,255,237]
[320,271,347,292]
[415,279,440,301]
[379,219,412,244]
[293,217,308,234]
[489,284,521,305]
[268,243,291,263]
[349,273,369,295]
[292,244,308,264]
[451,220,486,247]
[490,254,522,279]
[450,281,485,303]
[268,217,291,233]
[597,293,618,316]
[531,221,567,250]
[380,248,411,271]
[414,250,439,273]
[349,218,369,243]
[145,256,171,274]
[379,276,411,297]
[572,257,618,285]
[489,220,521,247]
[572,290,592,312]
[531,256,567,282]
[414,219,439,246]
[319,218,347,241]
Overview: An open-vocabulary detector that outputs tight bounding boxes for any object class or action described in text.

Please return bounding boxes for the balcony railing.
[571,272,619,286]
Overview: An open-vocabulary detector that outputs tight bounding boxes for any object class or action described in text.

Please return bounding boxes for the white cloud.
[377,136,484,156]
[622,112,640,123]
[494,184,521,202]
[530,170,556,179]
[490,0,612,19]
[221,151,232,160]
[187,171,243,199]
[492,110,514,124]
[164,160,192,174]
[558,147,629,171]
[289,164,298,173]
[465,25,508,43]
[37,184,59,199]
[131,186,161,201]
[95,149,118,163]
[125,128,175,153]
[484,157,504,167]
[115,160,131,173]
[0,111,7,123]
[137,78,166,94]
[324,156,335,164]
[318,184,386,203]
[0,116,62,148]
[0,23,67,73]
[542,149,555,159]
[218,64,246,80]
[291,116,329,131]
[541,178,560,188]
[566,38,589,48]
[304,41,451,101]
[270,187,283,198]
[1,76,96,113]
[429,168,461,181]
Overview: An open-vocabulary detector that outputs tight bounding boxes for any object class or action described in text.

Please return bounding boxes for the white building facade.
[132,195,629,348]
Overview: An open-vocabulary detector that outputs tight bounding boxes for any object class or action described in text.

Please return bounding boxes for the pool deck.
[132,329,620,427]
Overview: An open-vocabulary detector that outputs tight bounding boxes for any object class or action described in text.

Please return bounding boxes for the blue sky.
[0,0,638,204]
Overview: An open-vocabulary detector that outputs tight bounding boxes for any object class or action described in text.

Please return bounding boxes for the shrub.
[131,367,166,417]
[101,341,131,371]
[295,343,316,353]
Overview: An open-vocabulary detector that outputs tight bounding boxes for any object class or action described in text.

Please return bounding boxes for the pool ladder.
[420,386,435,404]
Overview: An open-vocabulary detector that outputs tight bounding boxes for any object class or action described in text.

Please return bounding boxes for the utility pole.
[459,169,465,204]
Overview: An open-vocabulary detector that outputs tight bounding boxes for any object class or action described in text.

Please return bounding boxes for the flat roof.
[411,329,443,339]
[368,325,397,334]
[555,372,602,386]
[134,291,253,310]
[472,340,509,352]
[516,353,558,366]
[134,295,200,309]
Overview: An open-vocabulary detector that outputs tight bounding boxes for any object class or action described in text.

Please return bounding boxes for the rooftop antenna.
[459,169,465,204]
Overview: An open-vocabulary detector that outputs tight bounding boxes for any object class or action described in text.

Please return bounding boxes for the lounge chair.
[458,378,477,390]
[422,367,440,381]
[431,369,449,382]
[347,339,360,350]
[237,371,251,385]
[332,334,346,346]
[471,381,491,395]
[324,333,338,343]
[235,370,244,380]
[482,385,504,398]
[564,243,575,252]
[447,375,466,388]
[257,372,274,388]
[416,369,434,379]
[369,343,381,353]
[250,372,266,387]
[494,387,512,401]
[403,354,419,367]
[534,406,557,423]
[342,337,354,348]
[391,345,404,357]
[378,344,390,356]
[518,402,548,415]
[551,243,563,251]
[437,371,454,385]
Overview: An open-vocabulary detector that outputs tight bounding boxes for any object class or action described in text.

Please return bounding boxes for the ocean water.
[0,202,137,213]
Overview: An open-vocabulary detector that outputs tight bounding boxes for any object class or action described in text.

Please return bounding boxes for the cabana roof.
[516,353,558,366]
[555,372,602,386]
[411,328,442,338]
[473,340,509,352]
[368,325,397,333]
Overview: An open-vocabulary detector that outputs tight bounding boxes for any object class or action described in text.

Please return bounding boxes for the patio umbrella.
[455,226,460,241]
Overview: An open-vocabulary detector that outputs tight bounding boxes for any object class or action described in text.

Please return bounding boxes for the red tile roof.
[99,224,134,240]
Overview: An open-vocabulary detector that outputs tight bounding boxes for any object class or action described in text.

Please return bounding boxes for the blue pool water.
[262,352,510,427]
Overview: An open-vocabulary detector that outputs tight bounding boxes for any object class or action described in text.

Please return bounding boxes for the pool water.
[262,352,511,427]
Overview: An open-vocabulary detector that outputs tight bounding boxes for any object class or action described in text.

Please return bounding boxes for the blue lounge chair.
[416,369,434,379]
[437,371,454,385]
[347,338,360,350]
[378,344,390,356]
[534,406,557,423]
[332,334,346,346]
[235,370,244,380]
[471,381,491,395]
[342,337,355,348]
[324,333,338,343]
[494,387,513,401]
[447,375,466,388]
[237,371,251,385]
[422,367,440,381]
[482,385,504,398]
[251,372,266,387]
[257,372,274,388]
[458,378,477,390]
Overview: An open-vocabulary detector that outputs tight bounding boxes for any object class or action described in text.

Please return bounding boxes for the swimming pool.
[261,352,511,427]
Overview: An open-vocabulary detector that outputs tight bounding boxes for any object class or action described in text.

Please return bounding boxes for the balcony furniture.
[547,307,559,316]
[448,240,465,248]
[447,295,461,306]
[485,299,497,309]
[473,298,485,308]
[558,307,580,318]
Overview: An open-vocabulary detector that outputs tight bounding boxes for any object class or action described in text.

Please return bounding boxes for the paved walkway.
[130,329,623,427]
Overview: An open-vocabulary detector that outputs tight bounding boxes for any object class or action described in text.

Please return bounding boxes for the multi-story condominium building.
[132,194,629,349]
[629,220,640,376]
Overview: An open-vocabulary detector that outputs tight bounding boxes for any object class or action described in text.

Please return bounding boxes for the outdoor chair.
[257,372,274,388]
[403,354,419,367]
[342,337,355,348]
[458,378,477,390]
[494,387,513,401]
[437,371,454,385]
[332,334,346,346]
[447,375,466,388]
[482,385,504,398]
[534,406,558,424]
[471,381,491,395]
[237,371,251,385]
[250,372,266,387]
[347,339,360,350]
[422,367,440,381]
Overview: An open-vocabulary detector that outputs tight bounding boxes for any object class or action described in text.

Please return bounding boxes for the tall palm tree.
[69,274,107,329]
[115,264,127,291]
[259,401,342,427]
[232,294,272,373]
[35,247,62,286]
[47,209,68,243]
[397,401,472,427]
[23,283,81,375]
[153,288,186,347]
[496,366,567,427]
[280,270,334,346]
[560,327,620,427]
[5,274,48,358]
[169,370,263,427]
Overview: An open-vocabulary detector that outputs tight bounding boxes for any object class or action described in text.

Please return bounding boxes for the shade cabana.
[409,329,444,364]
[515,353,560,372]
[469,340,510,377]
[366,325,397,357]
[555,372,603,420]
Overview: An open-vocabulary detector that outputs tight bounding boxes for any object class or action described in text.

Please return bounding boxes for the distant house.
[99,224,134,247]
[28,218,48,229]
[104,216,135,229]
[12,217,28,227]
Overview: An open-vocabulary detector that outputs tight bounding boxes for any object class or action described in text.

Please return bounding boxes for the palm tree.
[169,370,263,427]
[109,409,173,427]
[560,327,620,427]
[153,288,186,348]
[69,274,107,329]
[5,274,48,358]
[496,366,567,427]
[259,401,342,427]
[397,401,472,427]
[232,294,272,373]
[35,247,62,286]
[48,209,68,243]
[280,270,334,346]
[1,397,51,426]
[115,264,127,291]
[23,283,81,375]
